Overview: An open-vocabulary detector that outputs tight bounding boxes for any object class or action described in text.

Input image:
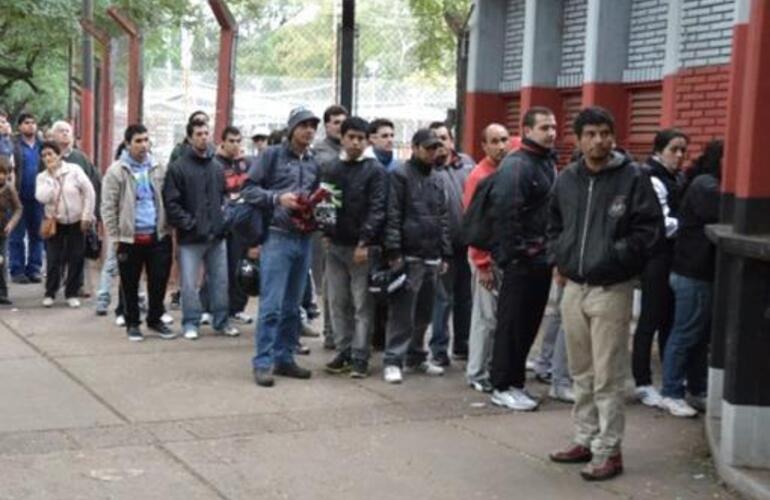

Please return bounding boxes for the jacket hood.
[578,150,631,176]
[340,146,376,163]
[185,144,215,161]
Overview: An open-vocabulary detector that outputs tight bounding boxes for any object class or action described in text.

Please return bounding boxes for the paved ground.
[0,281,740,499]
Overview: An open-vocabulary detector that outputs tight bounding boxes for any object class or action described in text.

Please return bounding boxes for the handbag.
[85,227,102,260]
[40,178,65,240]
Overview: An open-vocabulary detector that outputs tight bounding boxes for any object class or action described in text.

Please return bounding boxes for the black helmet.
[236,258,260,297]
[368,262,408,301]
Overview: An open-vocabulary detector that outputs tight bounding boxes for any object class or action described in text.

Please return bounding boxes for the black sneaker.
[27,274,43,284]
[452,351,468,361]
[147,322,178,340]
[11,275,29,284]
[433,352,451,367]
[325,353,351,374]
[274,362,312,379]
[127,326,144,342]
[350,359,369,378]
[253,367,274,387]
[0,297,12,305]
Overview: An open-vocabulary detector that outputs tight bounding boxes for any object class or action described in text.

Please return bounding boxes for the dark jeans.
[490,260,552,391]
[9,198,43,278]
[117,236,172,328]
[0,235,7,298]
[384,260,438,368]
[430,249,472,357]
[632,253,674,386]
[661,273,712,399]
[200,231,249,315]
[45,222,85,299]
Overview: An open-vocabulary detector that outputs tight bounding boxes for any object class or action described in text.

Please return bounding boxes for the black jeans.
[0,235,7,298]
[632,252,674,386]
[45,222,85,299]
[490,260,552,391]
[117,236,172,328]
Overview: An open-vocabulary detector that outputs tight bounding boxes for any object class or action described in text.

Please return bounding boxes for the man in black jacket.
[382,128,451,384]
[487,107,557,412]
[322,117,387,378]
[547,107,662,481]
[163,119,239,341]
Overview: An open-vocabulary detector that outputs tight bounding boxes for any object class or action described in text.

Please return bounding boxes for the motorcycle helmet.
[236,258,260,297]
[368,261,408,301]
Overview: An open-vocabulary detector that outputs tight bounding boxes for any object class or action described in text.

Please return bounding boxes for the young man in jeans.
[163,119,239,340]
[242,107,321,388]
[322,116,387,378]
[382,128,451,384]
[102,124,175,342]
[547,107,661,481]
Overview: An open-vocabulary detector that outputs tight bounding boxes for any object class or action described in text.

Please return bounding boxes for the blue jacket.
[240,143,320,234]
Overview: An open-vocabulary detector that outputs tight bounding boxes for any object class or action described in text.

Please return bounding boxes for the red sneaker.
[580,453,624,481]
[548,444,592,463]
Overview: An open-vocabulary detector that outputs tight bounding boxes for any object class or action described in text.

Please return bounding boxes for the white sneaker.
[231,312,253,325]
[490,388,539,411]
[549,384,576,403]
[115,315,126,327]
[184,329,199,340]
[405,361,444,376]
[42,297,54,308]
[67,298,81,308]
[383,365,403,384]
[200,313,213,325]
[660,397,698,418]
[160,313,174,325]
[217,326,240,337]
[635,385,663,408]
[525,359,537,372]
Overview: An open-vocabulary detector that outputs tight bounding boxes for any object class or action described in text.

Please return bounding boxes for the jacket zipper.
[578,177,594,278]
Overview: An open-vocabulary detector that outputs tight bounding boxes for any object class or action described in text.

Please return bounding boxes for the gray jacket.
[435,152,474,248]
[313,136,341,178]
[101,157,169,244]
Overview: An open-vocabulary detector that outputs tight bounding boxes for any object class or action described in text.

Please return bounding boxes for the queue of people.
[0,103,722,483]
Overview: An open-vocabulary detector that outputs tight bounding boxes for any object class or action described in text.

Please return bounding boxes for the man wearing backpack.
[242,107,321,388]
[487,107,557,411]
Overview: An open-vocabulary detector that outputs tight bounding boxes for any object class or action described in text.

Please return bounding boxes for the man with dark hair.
[242,106,321,387]
[9,112,44,284]
[169,110,211,166]
[102,125,175,342]
[0,110,13,165]
[163,119,239,341]
[547,106,662,481]
[484,107,557,411]
[322,116,387,377]
[428,121,475,366]
[368,118,399,172]
[382,128,451,384]
[311,104,349,349]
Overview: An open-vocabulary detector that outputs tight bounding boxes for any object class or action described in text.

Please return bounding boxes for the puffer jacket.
[163,147,226,244]
[547,152,663,286]
[384,157,451,260]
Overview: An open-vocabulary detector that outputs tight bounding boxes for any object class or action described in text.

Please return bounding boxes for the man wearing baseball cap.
[381,128,452,384]
[242,106,321,387]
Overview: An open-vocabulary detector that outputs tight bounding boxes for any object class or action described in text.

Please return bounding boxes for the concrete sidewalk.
[0,282,738,499]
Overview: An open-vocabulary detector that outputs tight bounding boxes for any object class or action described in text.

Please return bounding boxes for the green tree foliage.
[407,0,472,78]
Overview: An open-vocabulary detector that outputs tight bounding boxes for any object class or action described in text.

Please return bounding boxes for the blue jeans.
[429,251,472,357]
[252,230,311,370]
[661,273,712,399]
[9,198,43,278]
[178,239,229,332]
[96,236,119,308]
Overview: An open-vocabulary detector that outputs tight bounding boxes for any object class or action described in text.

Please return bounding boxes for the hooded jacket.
[547,152,663,286]
[434,152,473,249]
[384,157,451,260]
[163,146,226,244]
[672,173,720,282]
[321,149,387,247]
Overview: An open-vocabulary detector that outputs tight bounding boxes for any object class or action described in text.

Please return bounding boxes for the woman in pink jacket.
[35,141,95,308]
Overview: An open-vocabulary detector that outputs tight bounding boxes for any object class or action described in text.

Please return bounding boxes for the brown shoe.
[580,453,623,481]
[549,444,592,463]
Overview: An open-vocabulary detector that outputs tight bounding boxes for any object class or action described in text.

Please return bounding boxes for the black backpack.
[461,172,498,251]
[226,148,281,246]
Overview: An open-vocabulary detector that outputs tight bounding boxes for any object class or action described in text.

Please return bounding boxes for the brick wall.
[557,0,587,87]
[500,0,526,92]
[673,64,730,158]
[680,0,734,68]
[624,0,668,82]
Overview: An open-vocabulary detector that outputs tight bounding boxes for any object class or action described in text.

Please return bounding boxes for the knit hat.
[287,106,320,139]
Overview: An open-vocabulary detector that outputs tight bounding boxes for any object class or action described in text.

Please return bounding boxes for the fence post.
[339,0,355,112]
[80,19,113,171]
[209,0,237,141]
[80,0,95,160]
[107,7,143,124]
